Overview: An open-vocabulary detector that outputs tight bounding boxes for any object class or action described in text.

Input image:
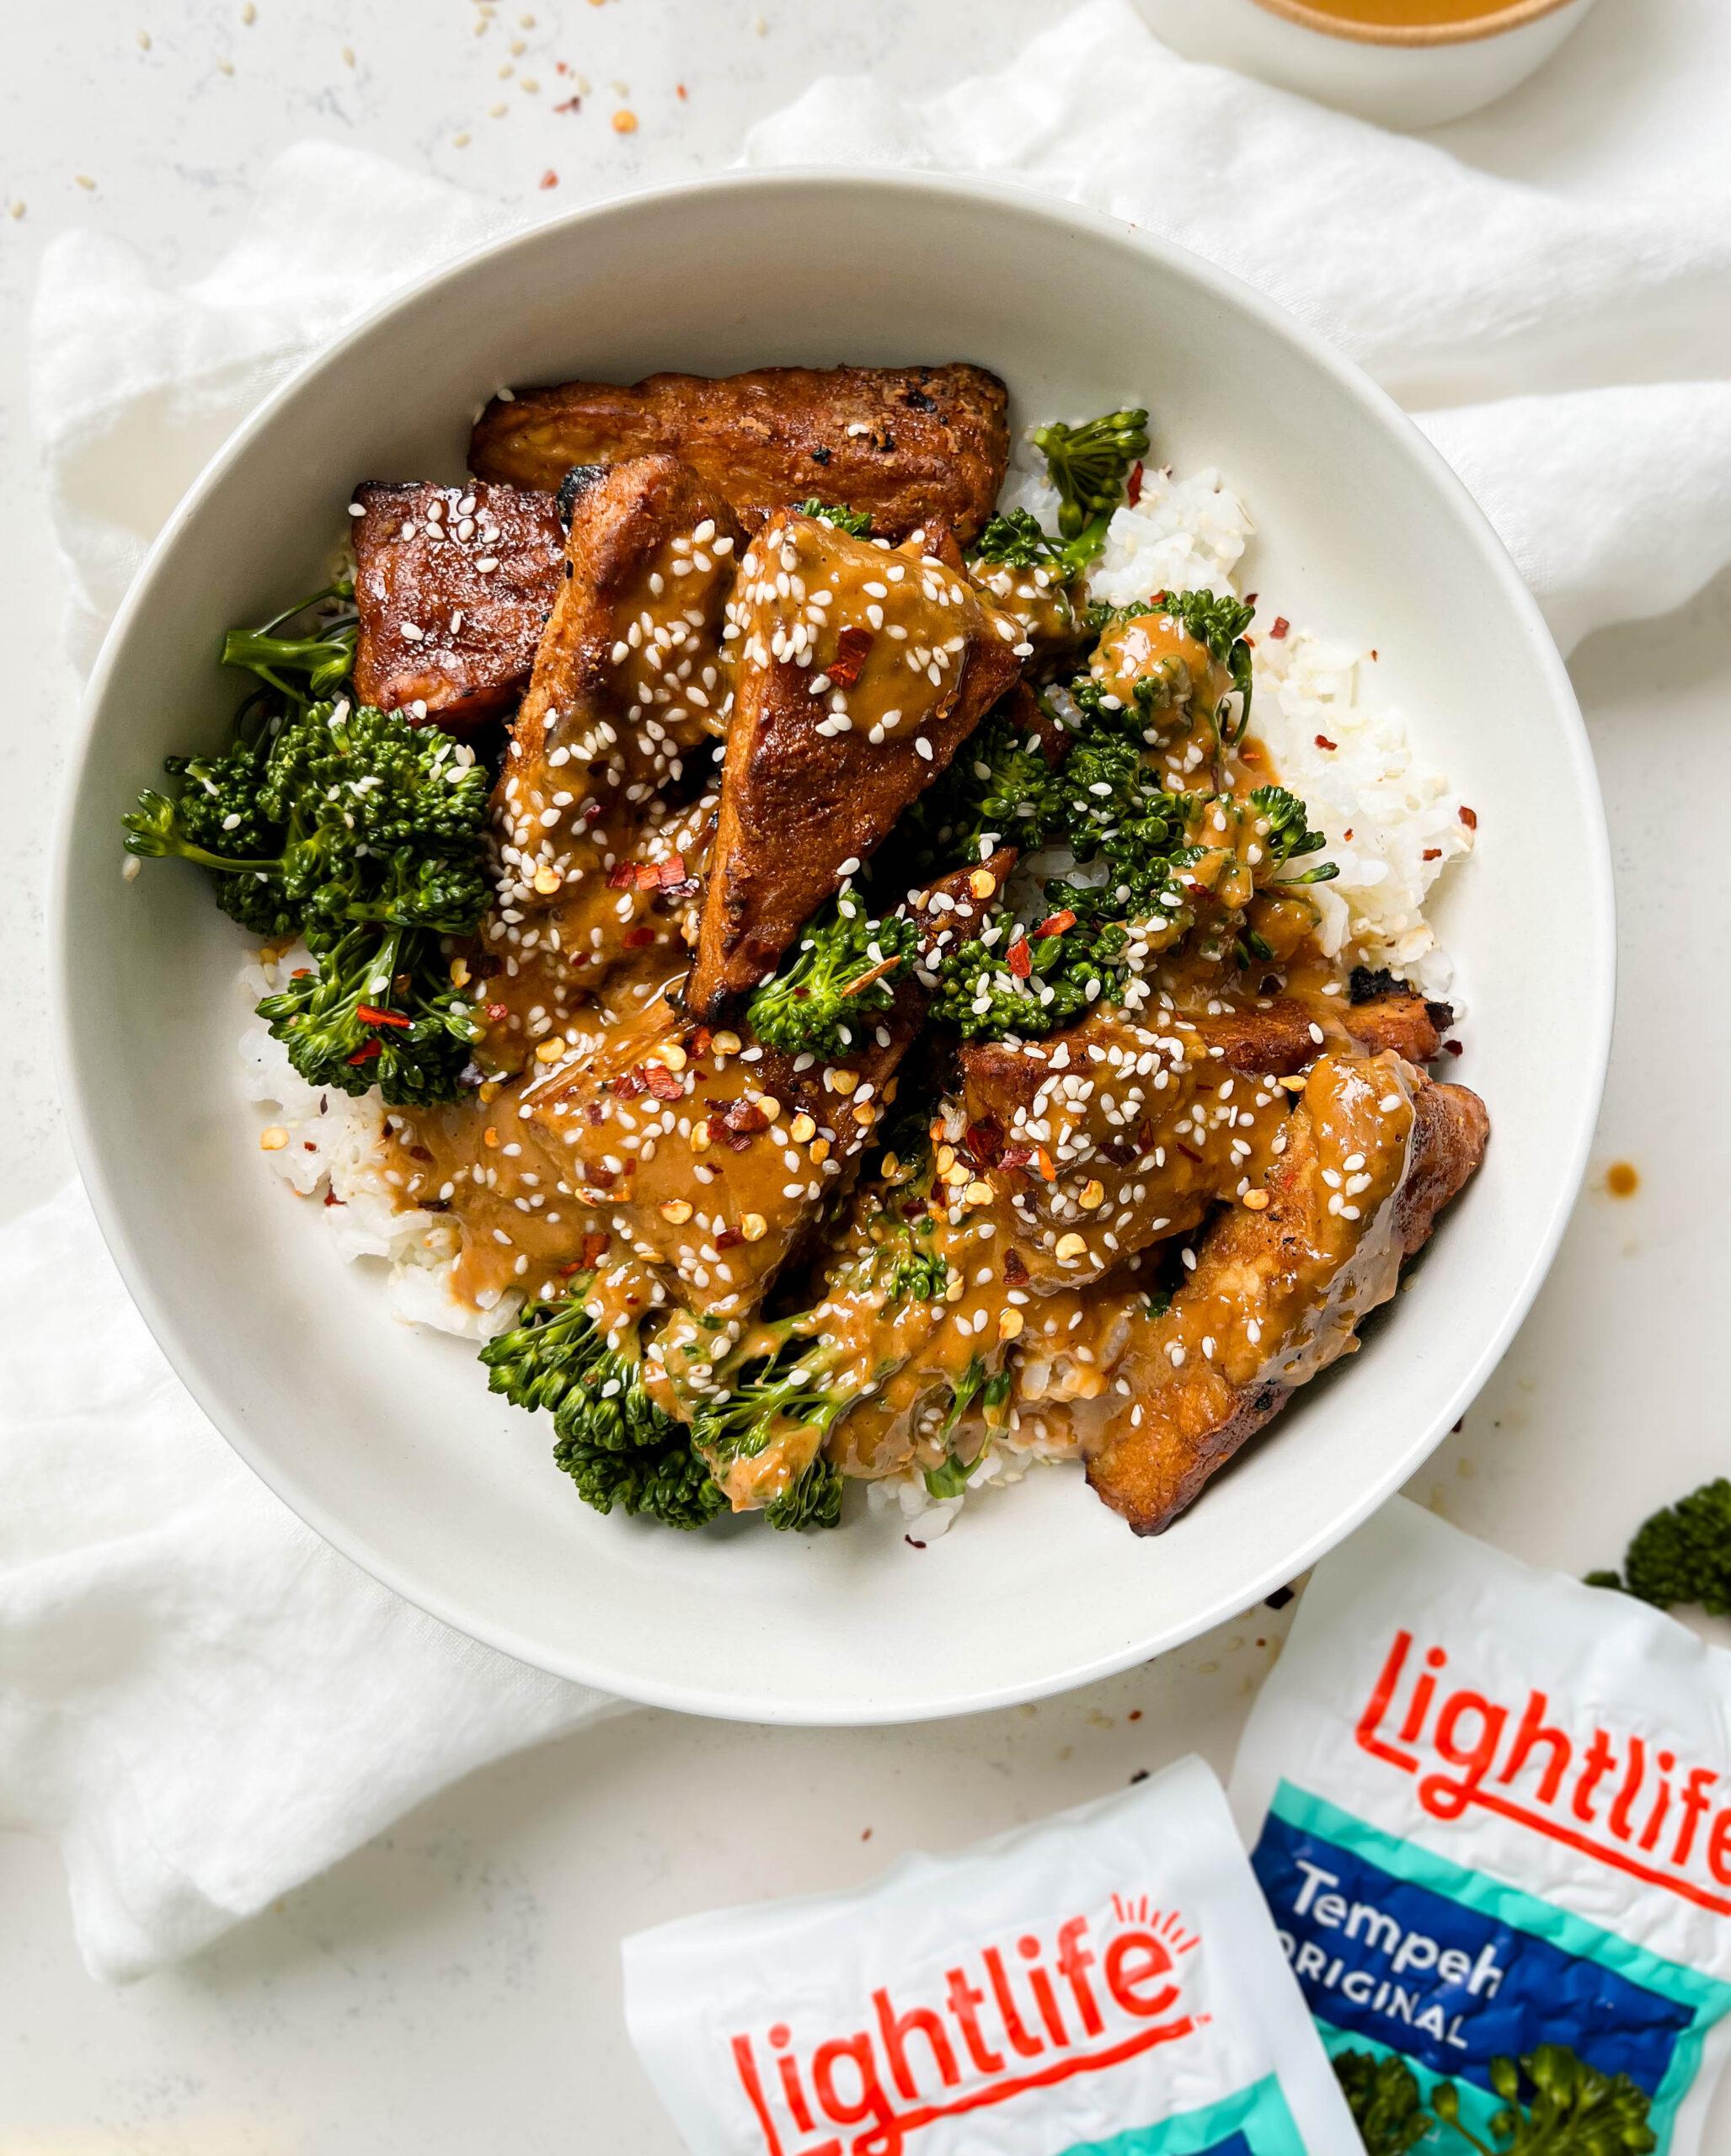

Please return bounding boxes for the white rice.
[238,950,516,1343]
[238,421,1473,1524]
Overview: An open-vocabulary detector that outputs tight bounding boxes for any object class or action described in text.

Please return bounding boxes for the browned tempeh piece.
[351,481,565,728]
[469,364,1010,542]
[685,510,1023,1018]
[1343,983,1453,1064]
[1081,1058,1488,1534]
[492,455,742,917]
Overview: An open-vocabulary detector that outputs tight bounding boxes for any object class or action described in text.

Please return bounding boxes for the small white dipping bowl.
[54,173,1612,1723]
[1136,0,1602,129]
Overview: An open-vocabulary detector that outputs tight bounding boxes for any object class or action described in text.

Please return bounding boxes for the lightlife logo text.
[728,1896,1204,2156]
[1357,1628,1731,1915]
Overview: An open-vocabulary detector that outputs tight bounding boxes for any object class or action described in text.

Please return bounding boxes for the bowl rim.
[1249,0,1582,47]
[51,166,1615,1721]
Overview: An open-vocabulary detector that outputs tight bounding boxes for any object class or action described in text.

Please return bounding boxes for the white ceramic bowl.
[54,172,1612,1723]
[1135,0,1601,130]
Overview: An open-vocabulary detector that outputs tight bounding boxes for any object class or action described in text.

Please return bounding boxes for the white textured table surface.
[4,2,1730,2148]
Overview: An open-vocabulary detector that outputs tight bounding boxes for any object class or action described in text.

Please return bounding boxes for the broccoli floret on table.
[1588,1477,1731,1615]
[1333,2052,1431,2156]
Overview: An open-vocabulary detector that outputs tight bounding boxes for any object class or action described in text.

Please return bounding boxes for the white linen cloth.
[748,0,1731,657]
[10,0,1729,1983]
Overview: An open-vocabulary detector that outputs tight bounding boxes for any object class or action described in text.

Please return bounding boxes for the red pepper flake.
[1459,805,1478,830]
[715,1227,745,1251]
[904,1536,927,1550]
[1002,1248,1029,1286]
[689,1026,713,1057]
[1342,830,1354,842]
[612,1070,647,1100]
[1128,1708,1143,1722]
[999,1144,1034,1171]
[485,1001,510,1022]
[1034,908,1076,940]
[720,1097,771,1135]
[580,1231,611,1267]
[622,926,658,948]
[356,1003,411,1029]
[1314,734,1337,752]
[1444,1039,1464,1057]
[642,1065,684,1102]
[1125,460,1144,508]
[606,861,639,889]
[291,967,313,979]
[323,1189,345,1208]
[655,853,688,889]
[1422,847,1441,862]
[345,1039,382,1065]
[1269,617,1290,641]
[538,169,559,189]
[553,94,582,112]
[1007,938,1032,979]
[1239,744,1262,765]
[962,1119,1002,1168]
[676,82,688,99]
[826,624,874,688]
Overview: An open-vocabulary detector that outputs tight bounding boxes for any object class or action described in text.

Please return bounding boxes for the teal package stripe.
[1252,1781,1731,2152]
[1056,2073,1308,2155]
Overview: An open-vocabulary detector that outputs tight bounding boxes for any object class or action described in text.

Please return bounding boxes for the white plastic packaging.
[623,1753,1358,2154]
[1231,1497,1731,2154]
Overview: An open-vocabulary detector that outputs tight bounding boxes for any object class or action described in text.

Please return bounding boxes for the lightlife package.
[623,1754,1360,2154]
[1231,1497,1731,2154]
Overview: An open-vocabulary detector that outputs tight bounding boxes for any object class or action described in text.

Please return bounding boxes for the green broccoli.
[481,1290,729,1532]
[126,686,491,1107]
[1249,784,1338,883]
[221,581,358,706]
[1333,2052,1432,2156]
[254,925,478,1104]
[1433,2046,1656,2155]
[1034,408,1151,548]
[931,905,1130,1041]
[965,409,1150,587]
[888,701,1070,874]
[795,499,874,537]
[745,886,918,1059]
[1588,1477,1731,1614]
[971,506,1097,588]
[690,1336,852,1534]
[922,1360,1012,1497]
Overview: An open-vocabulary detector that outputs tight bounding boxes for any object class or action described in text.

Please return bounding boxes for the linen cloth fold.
[10,1,1729,1983]
[746,0,1731,657]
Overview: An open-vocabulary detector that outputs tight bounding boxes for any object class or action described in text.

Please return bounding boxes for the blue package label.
[1253,1803,1693,2089]
[1251,1783,1731,2150]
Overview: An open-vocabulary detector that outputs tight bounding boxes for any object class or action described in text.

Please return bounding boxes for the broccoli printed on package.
[623,1754,1360,2154]
[1229,1498,1731,2155]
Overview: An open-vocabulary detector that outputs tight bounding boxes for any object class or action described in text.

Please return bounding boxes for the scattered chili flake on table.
[538,168,558,189]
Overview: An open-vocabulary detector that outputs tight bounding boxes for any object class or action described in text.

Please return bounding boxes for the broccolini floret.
[1434,2045,1656,2155]
[221,579,358,706]
[745,886,917,1059]
[890,702,1069,872]
[690,1337,852,1534]
[922,1359,1012,1497]
[1248,784,1338,883]
[795,499,874,536]
[1333,2052,1431,2156]
[481,1289,729,1532]
[1034,408,1151,548]
[1334,2044,1656,2156]
[1587,1477,1731,1615]
[971,506,1096,587]
[931,906,1132,1042]
[125,680,491,1107]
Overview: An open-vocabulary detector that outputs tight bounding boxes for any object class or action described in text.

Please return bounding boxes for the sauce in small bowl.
[1135,0,1600,124]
